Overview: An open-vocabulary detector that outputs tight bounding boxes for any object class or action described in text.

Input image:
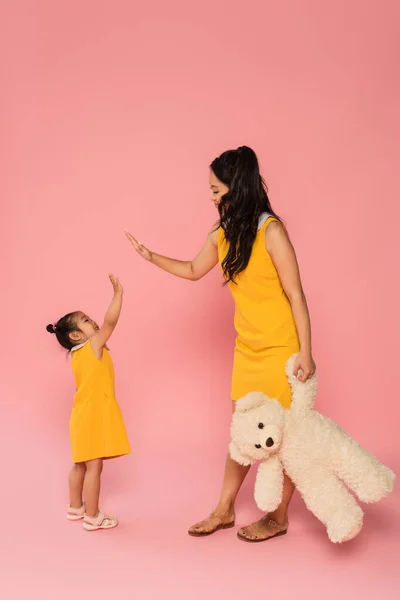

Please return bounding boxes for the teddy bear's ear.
[229,441,254,466]
[235,392,266,413]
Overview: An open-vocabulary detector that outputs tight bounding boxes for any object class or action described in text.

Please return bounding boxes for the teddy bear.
[229,355,395,543]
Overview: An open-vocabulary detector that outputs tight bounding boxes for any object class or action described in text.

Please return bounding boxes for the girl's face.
[69,312,99,345]
[209,169,229,207]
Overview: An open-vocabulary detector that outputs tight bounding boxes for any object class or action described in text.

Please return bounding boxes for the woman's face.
[209,169,229,207]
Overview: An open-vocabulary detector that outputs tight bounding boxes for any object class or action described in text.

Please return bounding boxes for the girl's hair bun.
[46,324,56,334]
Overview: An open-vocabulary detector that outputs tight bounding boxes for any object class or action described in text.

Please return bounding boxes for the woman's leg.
[83,459,103,517]
[189,402,250,535]
[236,349,296,541]
[237,474,294,541]
[69,462,86,509]
[189,391,295,539]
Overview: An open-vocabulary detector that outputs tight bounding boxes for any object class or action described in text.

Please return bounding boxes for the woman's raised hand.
[125,229,153,261]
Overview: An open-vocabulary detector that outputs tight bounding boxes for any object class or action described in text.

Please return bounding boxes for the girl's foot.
[83,511,119,531]
[188,511,235,537]
[67,503,85,521]
[237,514,288,542]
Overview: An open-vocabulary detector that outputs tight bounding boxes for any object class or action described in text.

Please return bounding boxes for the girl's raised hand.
[109,273,123,295]
[124,229,153,261]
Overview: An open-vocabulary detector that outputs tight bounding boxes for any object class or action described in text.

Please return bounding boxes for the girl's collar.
[70,339,90,353]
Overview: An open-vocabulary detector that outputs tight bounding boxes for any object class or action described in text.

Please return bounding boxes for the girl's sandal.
[83,511,119,531]
[67,503,85,521]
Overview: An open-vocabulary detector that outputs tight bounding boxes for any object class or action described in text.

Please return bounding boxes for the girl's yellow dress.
[218,214,300,408]
[69,340,131,463]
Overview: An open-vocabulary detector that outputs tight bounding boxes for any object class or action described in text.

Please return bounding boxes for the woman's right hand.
[125,229,153,261]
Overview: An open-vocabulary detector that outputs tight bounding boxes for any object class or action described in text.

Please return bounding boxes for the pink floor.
[2,450,399,599]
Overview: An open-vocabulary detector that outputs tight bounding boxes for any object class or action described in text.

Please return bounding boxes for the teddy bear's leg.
[331,434,396,503]
[296,467,364,543]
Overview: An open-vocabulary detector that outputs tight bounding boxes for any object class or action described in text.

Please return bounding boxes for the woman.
[125,146,315,542]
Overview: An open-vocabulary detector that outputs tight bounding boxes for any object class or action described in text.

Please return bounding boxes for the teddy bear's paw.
[340,521,363,543]
[327,509,363,544]
[354,465,396,504]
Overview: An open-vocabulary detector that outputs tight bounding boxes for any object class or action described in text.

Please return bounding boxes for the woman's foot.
[237,514,288,542]
[83,511,119,531]
[188,510,235,537]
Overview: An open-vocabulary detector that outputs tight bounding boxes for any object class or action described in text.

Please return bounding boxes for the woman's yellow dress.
[218,215,300,408]
[69,341,131,463]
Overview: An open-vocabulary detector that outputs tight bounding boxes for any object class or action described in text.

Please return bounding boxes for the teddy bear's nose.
[266,437,274,447]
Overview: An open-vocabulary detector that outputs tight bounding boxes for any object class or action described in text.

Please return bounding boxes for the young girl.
[46,274,130,531]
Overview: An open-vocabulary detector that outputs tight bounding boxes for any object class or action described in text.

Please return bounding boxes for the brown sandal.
[237,518,288,543]
[188,513,235,537]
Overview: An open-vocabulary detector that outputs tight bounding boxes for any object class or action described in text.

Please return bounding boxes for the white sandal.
[83,511,119,531]
[67,503,85,521]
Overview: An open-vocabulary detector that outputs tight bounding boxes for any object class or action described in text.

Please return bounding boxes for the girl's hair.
[46,312,80,351]
[211,145,280,284]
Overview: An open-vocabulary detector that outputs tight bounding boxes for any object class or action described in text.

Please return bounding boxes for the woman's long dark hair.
[211,145,280,284]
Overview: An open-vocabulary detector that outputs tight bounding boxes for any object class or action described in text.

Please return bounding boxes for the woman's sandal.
[188,513,235,537]
[237,517,288,543]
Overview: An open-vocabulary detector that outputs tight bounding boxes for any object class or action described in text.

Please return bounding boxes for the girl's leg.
[189,402,250,535]
[83,459,103,517]
[81,459,119,531]
[69,462,86,508]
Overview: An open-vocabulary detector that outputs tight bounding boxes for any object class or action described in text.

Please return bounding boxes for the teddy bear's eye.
[255,444,262,449]
[258,423,264,429]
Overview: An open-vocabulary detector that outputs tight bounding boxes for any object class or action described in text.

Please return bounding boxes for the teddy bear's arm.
[254,456,284,512]
[286,354,317,418]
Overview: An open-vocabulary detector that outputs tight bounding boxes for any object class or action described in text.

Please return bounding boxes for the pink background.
[1,1,399,598]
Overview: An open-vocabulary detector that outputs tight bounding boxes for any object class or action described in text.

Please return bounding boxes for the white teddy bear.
[230,355,395,543]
